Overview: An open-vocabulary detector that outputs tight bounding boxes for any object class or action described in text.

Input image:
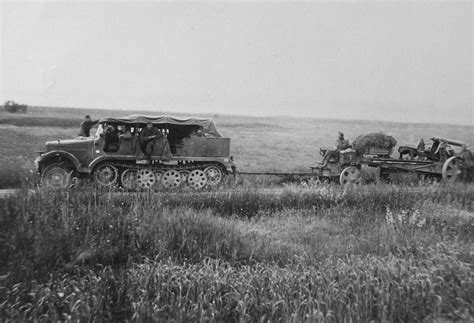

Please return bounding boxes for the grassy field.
[0,106,473,321]
[1,184,473,321]
[0,105,473,189]
[0,105,473,175]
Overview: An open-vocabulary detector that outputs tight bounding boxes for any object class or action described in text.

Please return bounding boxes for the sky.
[1,1,472,125]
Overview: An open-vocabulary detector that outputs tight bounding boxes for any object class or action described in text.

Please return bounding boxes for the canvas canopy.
[99,115,222,137]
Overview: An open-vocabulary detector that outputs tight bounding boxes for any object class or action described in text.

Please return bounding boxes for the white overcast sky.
[1,1,472,125]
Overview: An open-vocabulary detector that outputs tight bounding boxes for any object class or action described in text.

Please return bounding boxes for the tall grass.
[2,185,473,278]
[0,183,473,321]
[0,157,36,189]
[1,247,472,322]
[128,183,472,217]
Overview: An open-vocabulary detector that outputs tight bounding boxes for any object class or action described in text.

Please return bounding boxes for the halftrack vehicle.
[36,115,236,190]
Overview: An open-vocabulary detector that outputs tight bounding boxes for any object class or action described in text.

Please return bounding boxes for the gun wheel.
[162,169,182,188]
[340,166,362,186]
[137,169,156,189]
[188,169,207,189]
[121,169,137,191]
[442,156,463,183]
[204,166,223,186]
[94,164,118,186]
[41,165,71,189]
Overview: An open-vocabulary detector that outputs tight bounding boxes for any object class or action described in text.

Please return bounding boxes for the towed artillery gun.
[310,134,473,185]
[36,115,236,190]
[375,137,474,183]
[398,137,468,162]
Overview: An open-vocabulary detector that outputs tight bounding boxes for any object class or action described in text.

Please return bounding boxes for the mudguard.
[35,150,83,172]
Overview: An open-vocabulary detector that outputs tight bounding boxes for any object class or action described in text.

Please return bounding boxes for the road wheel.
[94,163,118,187]
[121,169,137,191]
[188,169,207,189]
[442,156,463,183]
[162,169,182,188]
[41,164,71,188]
[204,166,223,186]
[137,169,156,190]
[339,166,362,186]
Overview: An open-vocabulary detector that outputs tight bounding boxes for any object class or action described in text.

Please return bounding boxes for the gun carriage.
[374,137,473,183]
[310,136,472,186]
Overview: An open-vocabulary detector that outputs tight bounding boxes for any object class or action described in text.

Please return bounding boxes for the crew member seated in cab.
[119,125,133,139]
[139,122,164,159]
[103,124,120,153]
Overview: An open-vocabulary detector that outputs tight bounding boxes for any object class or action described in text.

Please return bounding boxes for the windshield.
[95,124,104,138]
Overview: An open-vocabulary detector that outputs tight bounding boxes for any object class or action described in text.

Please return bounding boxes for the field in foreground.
[0,183,473,321]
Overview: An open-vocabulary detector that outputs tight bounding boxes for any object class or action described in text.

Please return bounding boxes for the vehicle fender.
[36,151,82,172]
[88,156,116,172]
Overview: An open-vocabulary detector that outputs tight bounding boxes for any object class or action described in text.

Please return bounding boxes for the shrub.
[3,101,28,113]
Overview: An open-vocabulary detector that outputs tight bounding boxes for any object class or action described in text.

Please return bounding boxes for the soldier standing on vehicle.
[320,132,351,167]
[79,115,99,137]
[139,122,164,158]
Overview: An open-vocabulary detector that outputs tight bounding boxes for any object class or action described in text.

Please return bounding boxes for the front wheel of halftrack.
[94,164,119,187]
[187,169,207,189]
[120,169,137,191]
[41,164,71,189]
[442,156,463,183]
[204,166,223,186]
[162,169,182,188]
[339,166,362,186]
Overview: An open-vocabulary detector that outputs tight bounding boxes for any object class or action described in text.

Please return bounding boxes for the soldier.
[336,132,350,150]
[320,132,351,167]
[119,125,133,139]
[79,115,99,137]
[103,124,120,152]
[190,127,204,138]
[139,122,164,158]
